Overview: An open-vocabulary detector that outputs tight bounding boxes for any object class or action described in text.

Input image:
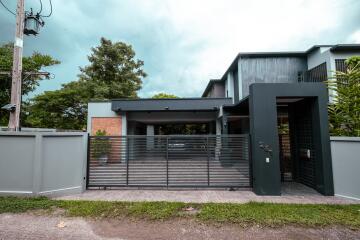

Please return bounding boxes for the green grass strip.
[0,197,359,228]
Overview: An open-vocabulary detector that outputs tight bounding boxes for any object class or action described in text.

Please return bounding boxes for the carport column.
[121,113,127,136]
[120,113,127,163]
[222,114,228,135]
[215,118,222,160]
[216,118,222,135]
[146,124,155,150]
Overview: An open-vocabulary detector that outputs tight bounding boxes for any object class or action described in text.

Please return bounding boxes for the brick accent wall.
[91,117,122,136]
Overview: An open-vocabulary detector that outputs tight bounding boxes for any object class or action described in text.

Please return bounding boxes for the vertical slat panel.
[306,62,327,83]
[335,59,346,72]
[168,136,208,186]
[87,135,251,188]
[88,136,127,186]
[128,137,167,186]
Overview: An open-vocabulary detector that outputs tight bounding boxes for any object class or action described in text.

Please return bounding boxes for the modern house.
[87,44,360,196]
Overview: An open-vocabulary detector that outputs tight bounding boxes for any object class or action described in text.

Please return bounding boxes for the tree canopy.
[78,37,146,100]
[24,81,88,130]
[327,56,360,136]
[0,43,60,125]
[151,93,178,99]
[26,38,147,129]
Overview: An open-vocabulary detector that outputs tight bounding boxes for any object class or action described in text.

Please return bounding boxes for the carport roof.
[111,98,233,112]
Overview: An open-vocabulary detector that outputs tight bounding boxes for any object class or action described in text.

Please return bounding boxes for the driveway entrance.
[87,135,251,189]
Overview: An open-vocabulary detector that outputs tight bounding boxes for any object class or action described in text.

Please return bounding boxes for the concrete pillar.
[222,115,228,135]
[216,119,222,135]
[146,125,154,150]
[215,119,222,160]
[121,113,127,136]
[146,124,154,136]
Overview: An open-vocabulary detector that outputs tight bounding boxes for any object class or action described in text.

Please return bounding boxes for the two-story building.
[87,44,360,195]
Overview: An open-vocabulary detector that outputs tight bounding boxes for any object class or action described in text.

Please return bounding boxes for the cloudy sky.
[1,0,360,98]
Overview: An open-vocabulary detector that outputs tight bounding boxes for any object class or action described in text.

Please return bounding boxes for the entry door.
[289,99,316,188]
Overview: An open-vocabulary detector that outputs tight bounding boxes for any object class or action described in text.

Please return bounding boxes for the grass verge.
[0,197,359,228]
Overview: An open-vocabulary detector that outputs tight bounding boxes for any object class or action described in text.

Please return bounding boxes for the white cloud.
[2,0,359,98]
[347,29,360,43]
[135,0,354,97]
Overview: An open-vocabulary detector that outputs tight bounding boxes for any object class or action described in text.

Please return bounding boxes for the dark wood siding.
[233,70,239,102]
[240,57,307,97]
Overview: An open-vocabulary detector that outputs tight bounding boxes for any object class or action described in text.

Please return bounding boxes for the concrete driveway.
[56,183,359,204]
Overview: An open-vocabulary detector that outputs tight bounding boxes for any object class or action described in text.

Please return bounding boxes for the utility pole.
[8,0,25,131]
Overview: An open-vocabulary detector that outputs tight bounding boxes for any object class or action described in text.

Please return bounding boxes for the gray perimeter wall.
[331,137,360,200]
[0,132,87,197]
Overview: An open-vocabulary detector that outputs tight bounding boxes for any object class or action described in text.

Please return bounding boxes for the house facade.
[87,44,360,195]
[88,44,360,137]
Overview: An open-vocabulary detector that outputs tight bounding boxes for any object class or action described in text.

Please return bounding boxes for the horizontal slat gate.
[87,135,251,188]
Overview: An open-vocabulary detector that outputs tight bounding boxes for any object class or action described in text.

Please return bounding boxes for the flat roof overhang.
[111,98,233,112]
[330,44,360,52]
[223,96,249,115]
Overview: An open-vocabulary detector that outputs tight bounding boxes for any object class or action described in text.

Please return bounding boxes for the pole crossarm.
[0,71,50,76]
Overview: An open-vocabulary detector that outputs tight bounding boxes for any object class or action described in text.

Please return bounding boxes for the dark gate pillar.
[249,86,281,195]
[249,83,334,196]
[312,96,334,195]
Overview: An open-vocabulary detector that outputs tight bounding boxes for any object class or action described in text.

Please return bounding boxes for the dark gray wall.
[249,83,333,196]
[240,57,307,97]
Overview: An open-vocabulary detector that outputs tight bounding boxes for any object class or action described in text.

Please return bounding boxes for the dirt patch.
[90,218,360,240]
[27,206,66,217]
[1,213,359,240]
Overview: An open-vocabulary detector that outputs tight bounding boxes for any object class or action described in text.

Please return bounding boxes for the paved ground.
[1,213,359,240]
[57,183,359,204]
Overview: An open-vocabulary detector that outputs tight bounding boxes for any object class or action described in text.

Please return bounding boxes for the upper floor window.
[335,59,347,72]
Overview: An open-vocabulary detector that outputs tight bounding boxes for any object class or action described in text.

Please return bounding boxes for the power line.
[0,0,16,16]
[38,0,42,14]
[40,0,52,17]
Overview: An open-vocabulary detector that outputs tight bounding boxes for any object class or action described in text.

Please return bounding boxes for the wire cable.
[0,0,16,16]
[38,0,42,14]
[40,0,52,17]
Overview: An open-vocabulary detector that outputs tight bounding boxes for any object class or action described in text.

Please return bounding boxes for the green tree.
[327,56,360,136]
[0,43,60,125]
[78,37,146,99]
[26,38,146,129]
[151,93,178,99]
[24,82,88,130]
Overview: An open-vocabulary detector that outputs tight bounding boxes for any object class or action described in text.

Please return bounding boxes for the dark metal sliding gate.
[87,135,251,188]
